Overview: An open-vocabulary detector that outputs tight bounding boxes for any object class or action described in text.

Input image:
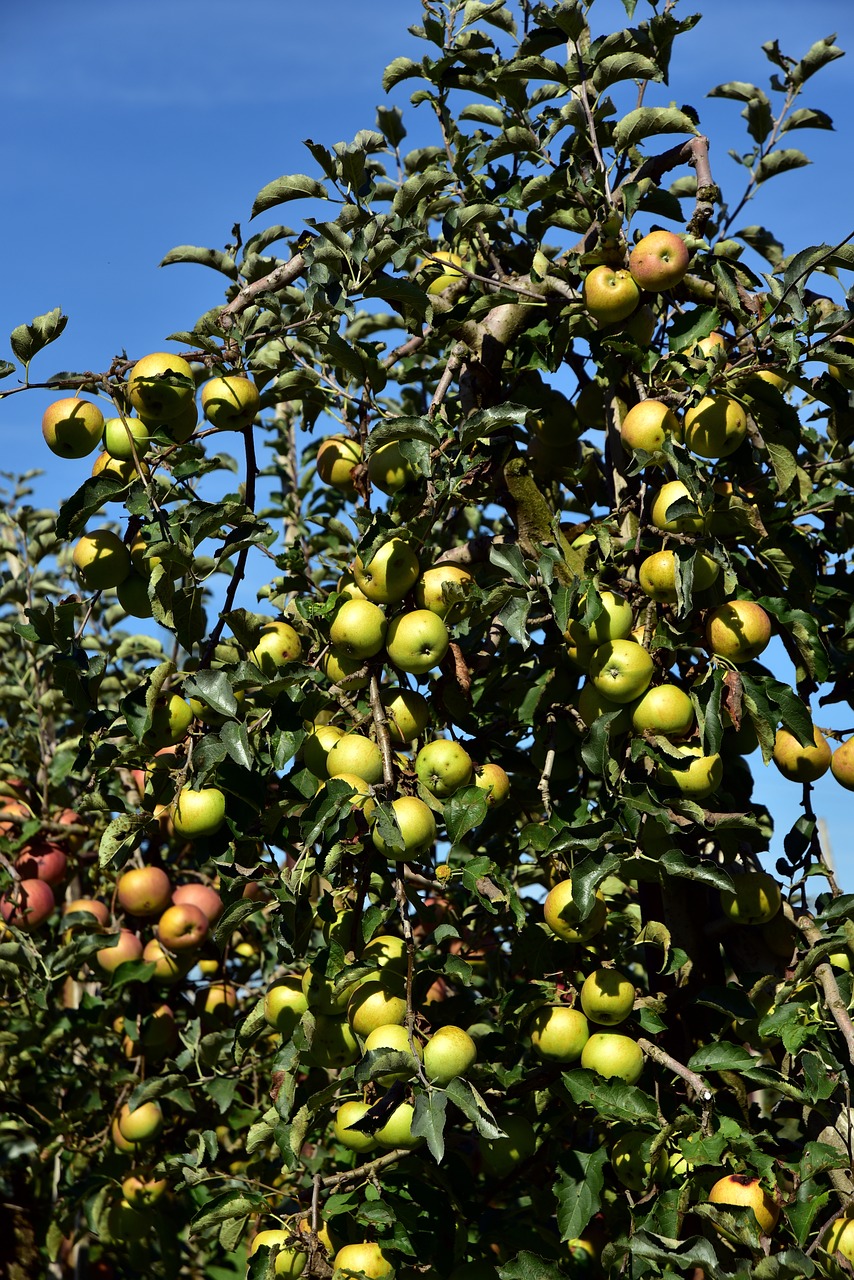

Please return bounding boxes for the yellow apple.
[631,684,694,738]
[529,1006,589,1063]
[706,600,771,664]
[580,968,635,1025]
[707,1174,779,1235]
[831,738,854,791]
[330,598,387,660]
[316,435,362,492]
[42,397,105,458]
[73,530,132,590]
[656,745,723,799]
[353,538,420,604]
[588,639,654,704]
[127,352,195,421]
[629,230,689,292]
[543,880,606,943]
[772,724,832,783]
[719,871,781,925]
[650,480,705,533]
[582,266,640,324]
[620,400,679,455]
[200,375,260,429]
[683,395,748,459]
[639,549,719,603]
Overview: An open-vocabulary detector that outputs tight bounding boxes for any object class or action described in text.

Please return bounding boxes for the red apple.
[15,841,67,886]
[117,866,172,917]
[0,878,55,930]
[172,882,223,923]
[96,928,144,974]
[157,902,209,952]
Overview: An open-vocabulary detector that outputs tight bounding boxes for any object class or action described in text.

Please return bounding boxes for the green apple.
[683,395,747,459]
[565,590,633,650]
[543,881,606,944]
[576,682,632,735]
[348,975,407,1037]
[376,1100,422,1149]
[91,450,147,489]
[381,687,430,743]
[248,1230,308,1278]
[529,1006,589,1063]
[333,1242,394,1279]
[103,415,150,461]
[611,1133,667,1191]
[316,435,362,493]
[581,1032,644,1084]
[250,620,303,673]
[326,733,384,785]
[138,398,199,444]
[589,639,654,704]
[639,549,719,603]
[121,1175,168,1210]
[117,1100,163,1144]
[582,266,640,324]
[824,1216,854,1260]
[414,564,474,620]
[656,745,723,798]
[706,600,771,664]
[146,693,193,749]
[321,649,370,690]
[649,480,705,533]
[303,724,344,779]
[308,1015,360,1069]
[42,397,105,458]
[479,1114,536,1177]
[72,530,132,590]
[127,352,195,421]
[371,796,437,860]
[330,598,388,660]
[353,539,420,605]
[386,609,449,674]
[363,1023,423,1084]
[368,441,417,494]
[707,1174,779,1235]
[172,786,226,839]
[423,1024,478,1085]
[334,1099,378,1152]
[415,739,473,797]
[773,725,831,783]
[473,762,510,806]
[620,400,679,455]
[200,375,260,429]
[628,230,689,292]
[362,934,407,971]
[116,572,153,618]
[302,965,355,1014]
[719,871,781,925]
[631,684,694,738]
[580,968,635,1025]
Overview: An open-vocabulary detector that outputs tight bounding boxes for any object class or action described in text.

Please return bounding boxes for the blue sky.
[3,0,854,888]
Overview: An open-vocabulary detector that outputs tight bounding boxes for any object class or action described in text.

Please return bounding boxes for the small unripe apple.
[683,395,747,459]
[656,745,723,799]
[72,530,132,590]
[565,590,633,650]
[650,480,705,533]
[529,1006,589,1063]
[316,435,362,492]
[639,549,719,603]
[620,400,679,456]
[200,375,260,429]
[362,934,407,971]
[348,975,407,1037]
[543,881,606,944]
[381,687,430,743]
[582,266,640,324]
[308,1015,360,1069]
[353,538,420,605]
[414,565,474,620]
[424,1024,478,1085]
[707,1173,779,1235]
[321,649,369,690]
[146,694,194,750]
[581,1032,644,1084]
[823,1216,854,1261]
[326,733,384,785]
[367,441,417,494]
[103,416,150,461]
[121,1175,168,1209]
[772,724,832,783]
[611,1133,667,1191]
[580,968,635,1026]
[473,762,510,806]
[42,397,105,458]
[376,1101,422,1149]
[330,598,387,660]
[172,786,226,839]
[303,723,344,779]
[127,352,195,421]
[629,230,689,292]
[589,639,653,704]
[631,684,694,738]
[363,1023,423,1085]
[264,976,309,1035]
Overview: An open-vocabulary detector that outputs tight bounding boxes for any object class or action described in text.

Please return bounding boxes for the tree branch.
[219,252,307,330]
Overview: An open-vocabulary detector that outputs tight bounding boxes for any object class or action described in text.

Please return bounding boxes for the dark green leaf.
[445,1077,504,1138]
[251,175,329,219]
[159,246,238,279]
[755,149,810,184]
[411,1089,447,1163]
[791,36,844,87]
[10,308,67,365]
[499,1252,564,1280]
[613,107,698,152]
[555,1147,607,1241]
[183,670,238,718]
[382,57,422,93]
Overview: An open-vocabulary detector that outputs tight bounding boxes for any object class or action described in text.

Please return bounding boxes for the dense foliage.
[3,2,854,1278]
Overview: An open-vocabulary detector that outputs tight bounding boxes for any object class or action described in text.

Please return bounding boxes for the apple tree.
[3,2,854,1277]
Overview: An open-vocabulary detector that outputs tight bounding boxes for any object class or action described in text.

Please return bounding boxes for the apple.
[198,981,239,1026]
[656,745,723,799]
[117,1100,163,1144]
[772,724,832,783]
[683,395,748,459]
[15,840,67,886]
[631,684,694,738]
[581,266,640,324]
[117,866,171,917]
[146,694,193,749]
[706,600,771,664]
[424,1024,478,1085]
[831,738,854,791]
[353,538,420,605]
[121,1176,168,1210]
[620,400,679,455]
[72,530,132,590]
[326,733,384,785]
[308,1015,360,1069]
[362,934,407,971]
[371,796,437,860]
[157,902,208,952]
[589,639,653,704]
[348,975,407,1037]
[133,1004,179,1061]
[173,786,226,839]
[127,352,195,421]
[316,435,362,492]
[719,871,781,925]
[334,1100,378,1153]
[649,480,705,533]
[111,1116,137,1153]
[139,398,199,443]
[321,650,369,690]
[302,965,356,1014]
[63,898,110,929]
[250,620,303,673]
[363,1022,423,1084]
[473,762,511,806]
[580,968,635,1026]
[565,590,633,651]
[376,1101,423,1150]
[386,609,450,674]
[103,416,150,461]
[639,549,719,603]
[303,724,344,778]
[42,397,105,458]
[544,881,606,943]
[529,1006,589,1063]
[581,1032,644,1084]
[423,249,466,294]
[414,564,474,620]
[0,798,33,837]
[479,1114,536,1177]
[415,739,473,797]
[707,1173,779,1235]
[330,598,388,660]
[143,937,192,985]
[200,375,260,429]
[172,882,223,923]
[368,441,417,494]
[248,1230,307,1279]
[116,572,153,618]
[824,1216,854,1261]
[628,230,690,292]
[0,877,54,930]
[691,330,727,358]
[381,687,430,743]
[611,1133,667,1191]
[333,1242,394,1279]
[623,304,657,345]
[96,929,144,974]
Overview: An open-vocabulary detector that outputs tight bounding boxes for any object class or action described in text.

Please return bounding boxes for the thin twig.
[797,916,854,1067]
[219,252,307,330]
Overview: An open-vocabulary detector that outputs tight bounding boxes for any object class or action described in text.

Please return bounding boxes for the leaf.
[250,174,329,219]
[411,1089,447,1163]
[183,670,238,719]
[10,308,67,365]
[592,53,662,92]
[191,1189,267,1233]
[98,813,151,867]
[791,35,844,87]
[667,306,721,352]
[382,57,422,93]
[755,149,810,183]
[364,416,440,455]
[459,404,530,450]
[55,475,135,540]
[459,104,506,128]
[159,245,238,279]
[782,107,834,133]
[555,1147,607,1242]
[497,595,531,648]
[0,360,15,380]
[443,786,489,847]
[499,1253,565,1280]
[613,107,698,152]
[561,1070,659,1124]
[765,440,797,494]
[688,1042,755,1073]
[445,1077,504,1139]
[708,81,767,104]
[660,849,734,894]
[628,1232,721,1271]
[221,721,253,770]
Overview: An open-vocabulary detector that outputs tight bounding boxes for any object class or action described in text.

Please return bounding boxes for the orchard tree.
[3,2,854,1278]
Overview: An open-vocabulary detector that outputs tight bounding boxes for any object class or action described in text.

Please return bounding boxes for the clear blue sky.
[3,0,854,887]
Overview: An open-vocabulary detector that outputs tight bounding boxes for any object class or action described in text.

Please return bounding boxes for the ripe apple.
[173,786,226,839]
[376,1101,422,1150]
[423,1024,478,1085]
[121,1176,168,1210]
[683,395,748,459]
[362,934,407,971]
[0,878,55,930]
[96,929,144,974]
[719,871,781,926]
[63,898,110,929]
[367,441,417,494]
[333,1242,394,1279]
[321,649,369,690]
[831,738,854,791]
[581,1032,644,1084]
[248,1230,307,1279]
[772,724,832,783]
[423,249,466,294]
[631,684,694,738]
[628,230,690,292]
[330,598,388,660]
[264,976,309,1036]
[72,530,132,590]
[143,938,193,985]
[334,1100,378,1152]
[172,882,223,923]
[386,609,449,674]
[581,266,640,325]
[250,620,303,673]
[127,352,195,421]
[117,866,171,917]
[371,796,437,860]
[656,745,723,799]
[639,549,719,603]
[0,798,33,837]
[15,840,67,886]
[692,330,727,358]
[543,881,606,944]
[381,687,430,743]
[589,639,653,704]
[139,398,199,443]
[415,739,473,797]
[707,1173,779,1235]
[353,538,420,605]
[565,590,633,651]
[157,902,208,952]
[316,435,362,493]
[198,981,239,1026]
[308,1015,360,1069]
[116,572,153,618]
[620,400,679,455]
[200,375,260,429]
[580,968,635,1026]
[146,694,193,749]
[326,733,384,785]
[529,1006,589,1063]
[111,1116,137,1153]
[611,1134,667,1191]
[479,1114,536,1177]
[117,1100,163,1144]
[363,1023,423,1084]
[649,480,705,533]
[42,397,105,458]
[473,762,511,806]
[824,1216,854,1261]
[414,564,474,620]
[348,975,407,1037]
[103,416,150,461]
[706,600,771,665]
[303,723,344,778]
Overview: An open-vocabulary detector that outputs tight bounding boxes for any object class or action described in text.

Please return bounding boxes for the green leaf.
[459,104,506,128]
[56,475,135,540]
[0,360,15,380]
[183,670,238,718]
[98,813,151,867]
[627,1232,721,1271]
[411,1089,447,1163]
[765,440,797,494]
[791,35,844,87]
[443,786,489,847]
[191,1189,267,1232]
[497,595,531,649]
[687,1042,754,1073]
[592,53,662,92]
[708,81,767,104]
[10,308,67,366]
[499,1253,565,1280]
[613,107,698,152]
[250,174,329,219]
[159,245,238,279]
[460,404,529,450]
[667,306,721,353]
[782,107,834,133]
[755,149,810,184]
[561,1070,659,1124]
[555,1147,607,1241]
[382,57,422,93]
[221,721,253,770]
[364,416,440,455]
[445,1077,504,1138]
